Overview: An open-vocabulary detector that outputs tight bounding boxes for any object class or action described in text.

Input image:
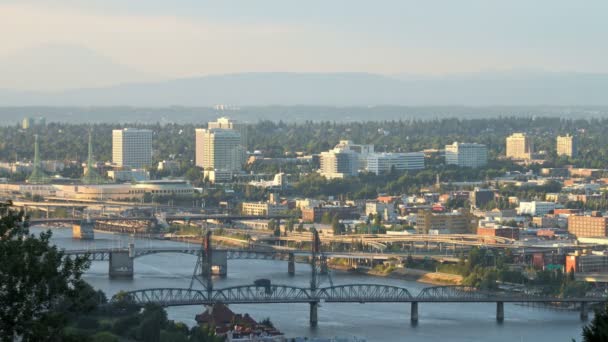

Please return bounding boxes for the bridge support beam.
[320,262,328,275]
[109,251,134,278]
[288,253,295,276]
[496,301,504,323]
[309,302,318,327]
[411,301,419,325]
[581,302,589,321]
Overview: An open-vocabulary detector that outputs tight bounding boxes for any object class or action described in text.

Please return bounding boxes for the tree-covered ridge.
[3,117,608,164]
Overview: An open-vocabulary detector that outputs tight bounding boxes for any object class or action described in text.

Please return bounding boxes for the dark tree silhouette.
[0,202,90,341]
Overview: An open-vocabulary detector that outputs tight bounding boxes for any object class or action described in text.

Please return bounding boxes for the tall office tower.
[445,142,488,168]
[506,133,534,160]
[112,128,153,168]
[22,117,32,130]
[557,134,576,158]
[195,128,244,171]
[207,117,248,151]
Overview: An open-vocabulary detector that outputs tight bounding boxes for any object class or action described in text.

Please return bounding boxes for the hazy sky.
[1,0,607,90]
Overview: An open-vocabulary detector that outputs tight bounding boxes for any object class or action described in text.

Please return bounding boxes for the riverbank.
[329,264,462,286]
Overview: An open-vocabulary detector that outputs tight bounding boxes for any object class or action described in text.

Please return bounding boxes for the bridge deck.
[112,285,606,307]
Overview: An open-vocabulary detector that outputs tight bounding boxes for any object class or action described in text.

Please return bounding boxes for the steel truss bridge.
[111,284,604,325]
[63,246,459,264]
[64,247,295,262]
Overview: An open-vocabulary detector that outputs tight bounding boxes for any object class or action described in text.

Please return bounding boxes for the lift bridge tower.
[82,130,107,184]
[27,134,48,184]
[189,231,214,296]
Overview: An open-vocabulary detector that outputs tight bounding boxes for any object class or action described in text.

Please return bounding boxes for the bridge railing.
[317,284,414,302]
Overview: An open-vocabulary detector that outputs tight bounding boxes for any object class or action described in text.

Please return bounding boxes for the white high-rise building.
[195,128,244,171]
[333,140,374,170]
[366,152,425,175]
[445,142,488,168]
[208,117,248,150]
[112,128,152,168]
[318,140,374,179]
[195,117,248,183]
[319,149,359,179]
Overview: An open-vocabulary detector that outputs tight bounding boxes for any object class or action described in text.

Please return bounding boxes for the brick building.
[568,212,608,238]
[301,205,360,223]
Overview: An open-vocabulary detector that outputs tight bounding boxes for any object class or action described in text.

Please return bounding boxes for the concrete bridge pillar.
[109,251,134,278]
[128,243,135,258]
[581,302,589,321]
[411,302,419,325]
[309,302,318,327]
[496,301,504,323]
[288,253,295,276]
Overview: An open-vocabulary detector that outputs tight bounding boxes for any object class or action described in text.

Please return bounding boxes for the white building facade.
[112,128,153,168]
[366,152,425,175]
[517,201,556,216]
[445,142,488,168]
[319,149,359,179]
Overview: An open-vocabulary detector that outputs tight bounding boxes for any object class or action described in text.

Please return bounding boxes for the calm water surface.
[37,227,587,342]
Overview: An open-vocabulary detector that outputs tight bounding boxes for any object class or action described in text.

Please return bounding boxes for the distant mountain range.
[1,71,608,106]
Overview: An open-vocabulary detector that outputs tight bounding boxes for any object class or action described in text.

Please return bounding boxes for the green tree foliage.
[0,203,91,341]
[582,303,608,342]
[331,215,344,235]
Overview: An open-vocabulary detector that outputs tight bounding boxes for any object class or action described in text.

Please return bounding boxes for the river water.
[37,227,587,342]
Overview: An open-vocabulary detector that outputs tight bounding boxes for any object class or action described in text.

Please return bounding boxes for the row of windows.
[127,189,193,195]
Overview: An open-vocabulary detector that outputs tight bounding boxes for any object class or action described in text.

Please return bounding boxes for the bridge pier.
[410,301,419,325]
[309,302,318,327]
[288,253,295,276]
[109,251,134,278]
[496,301,504,323]
[580,302,589,321]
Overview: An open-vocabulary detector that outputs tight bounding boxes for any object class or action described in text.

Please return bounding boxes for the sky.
[1,0,607,90]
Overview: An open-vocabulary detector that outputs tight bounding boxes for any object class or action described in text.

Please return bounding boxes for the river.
[36,227,588,342]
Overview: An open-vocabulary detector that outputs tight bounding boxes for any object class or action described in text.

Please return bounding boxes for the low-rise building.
[532,216,559,228]
[366,152,424,175]
[365,201,395,221]
[107,169,150,182]
[566,252,608,274]
[517,201,556,216]
[241,202,287,216]
[470,188,495,209]
[416,209,475,234]
[301,205,359,223]
[477,226,520,240]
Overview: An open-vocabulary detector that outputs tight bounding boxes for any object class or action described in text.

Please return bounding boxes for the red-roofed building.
[196,303,283,340]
